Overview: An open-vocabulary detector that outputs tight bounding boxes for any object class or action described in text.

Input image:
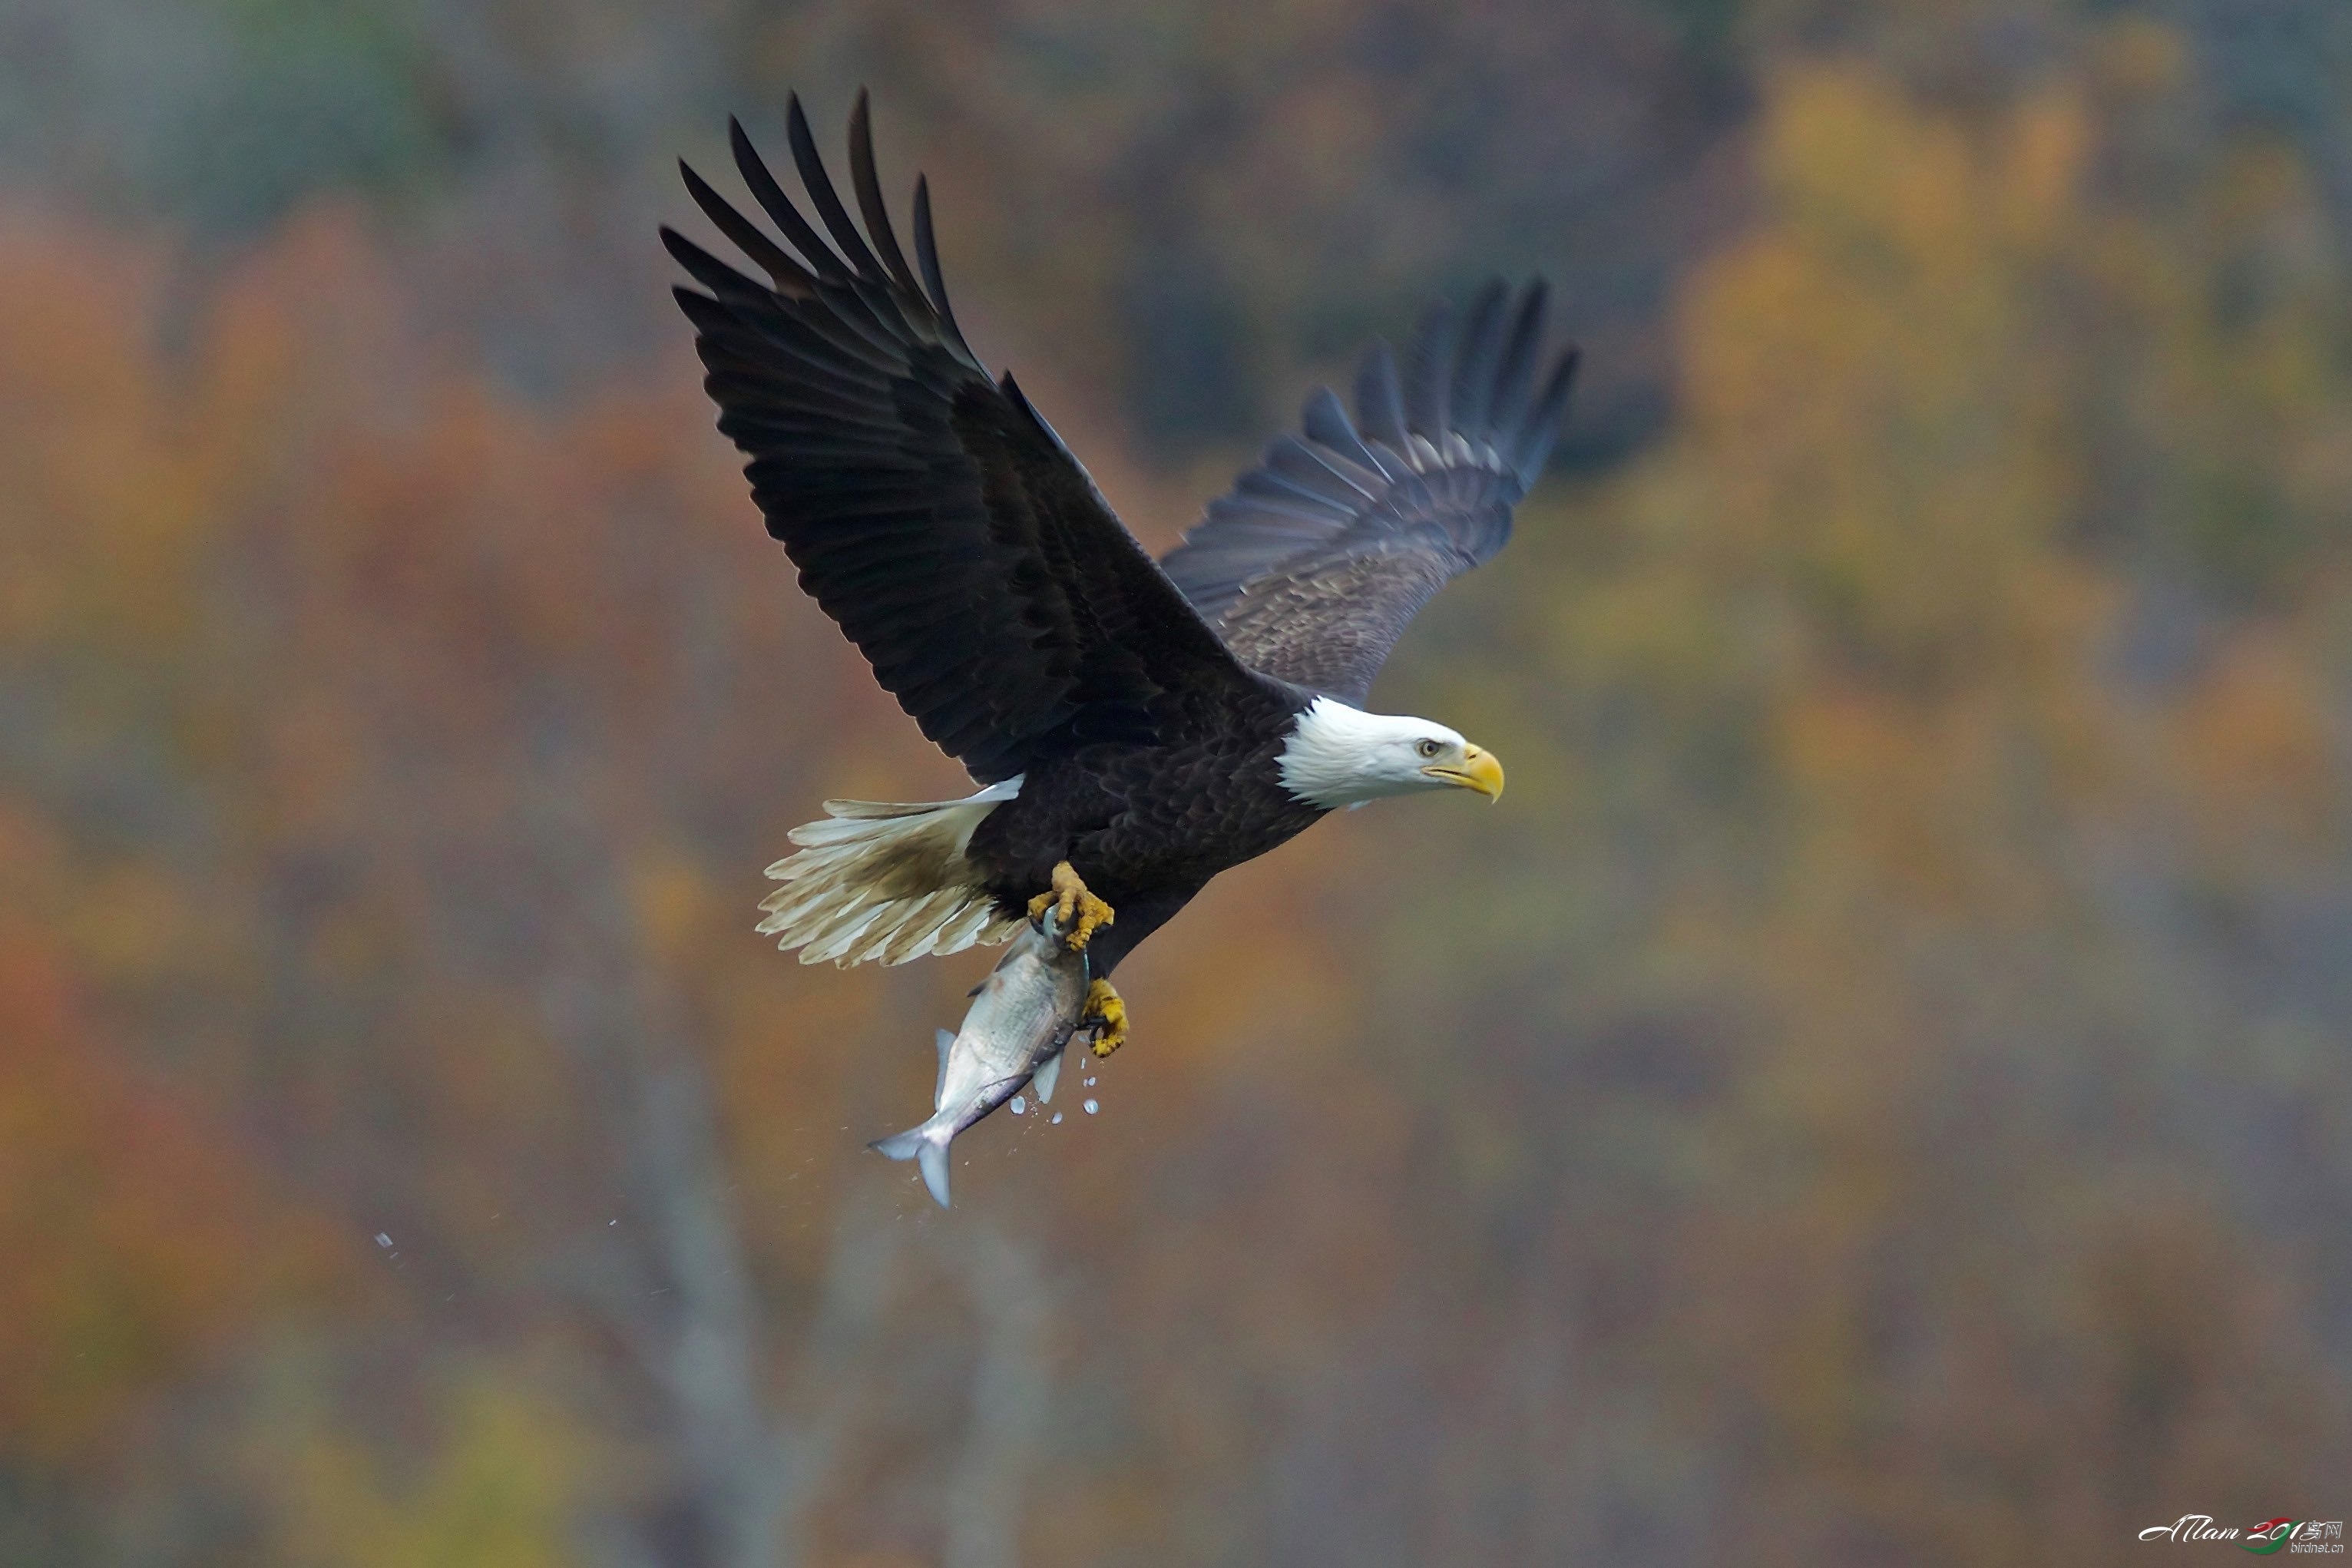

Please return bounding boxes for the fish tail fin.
[870,1117,955,1208]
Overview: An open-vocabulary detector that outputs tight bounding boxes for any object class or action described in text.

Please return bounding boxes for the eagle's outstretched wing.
[1159,283,1577,705]
[664,93,1249,786]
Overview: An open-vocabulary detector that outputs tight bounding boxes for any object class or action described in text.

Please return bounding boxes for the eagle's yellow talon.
[1067,891,1114,951]
[1030,861,1113,951]
[1083,978,1128,1057]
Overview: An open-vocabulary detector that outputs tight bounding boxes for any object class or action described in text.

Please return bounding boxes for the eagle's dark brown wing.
[1159,282,1577,705]
[664,93,1251,785]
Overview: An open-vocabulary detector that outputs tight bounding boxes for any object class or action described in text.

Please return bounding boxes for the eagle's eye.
[1416,738,1443,759]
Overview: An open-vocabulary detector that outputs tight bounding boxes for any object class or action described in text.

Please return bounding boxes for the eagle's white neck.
[1276,696,1465,810]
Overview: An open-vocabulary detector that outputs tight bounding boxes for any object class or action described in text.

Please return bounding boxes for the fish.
[870,911,1094,1206]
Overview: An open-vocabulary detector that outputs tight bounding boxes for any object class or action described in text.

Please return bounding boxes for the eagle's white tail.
[756,779,1026,967]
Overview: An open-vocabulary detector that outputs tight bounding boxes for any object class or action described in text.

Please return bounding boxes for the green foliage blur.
[1,2,2347,1564]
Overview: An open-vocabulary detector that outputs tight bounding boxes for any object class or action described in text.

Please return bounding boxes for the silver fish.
[871,911,1093,1206]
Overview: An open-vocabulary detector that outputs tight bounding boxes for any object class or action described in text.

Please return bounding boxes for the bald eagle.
[663,93,1576,1054]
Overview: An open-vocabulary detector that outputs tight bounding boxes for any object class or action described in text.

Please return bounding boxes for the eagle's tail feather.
[758,781,1025,967]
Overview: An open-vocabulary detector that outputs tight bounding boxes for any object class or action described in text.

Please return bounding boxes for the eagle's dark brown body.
[968,685,1329,972]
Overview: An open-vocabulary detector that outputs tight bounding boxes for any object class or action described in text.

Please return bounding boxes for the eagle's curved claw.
[1082,978,1129,1057]
[1027,861,1113,951]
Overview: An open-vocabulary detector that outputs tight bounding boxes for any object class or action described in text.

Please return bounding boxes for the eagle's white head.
[1277,696,1507,811]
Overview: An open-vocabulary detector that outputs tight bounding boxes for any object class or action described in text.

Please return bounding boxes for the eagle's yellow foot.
[1082,978,1129,1058]
[1026,861,1113,951]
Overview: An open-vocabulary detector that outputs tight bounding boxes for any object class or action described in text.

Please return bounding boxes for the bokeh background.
[5,1,2351,1563]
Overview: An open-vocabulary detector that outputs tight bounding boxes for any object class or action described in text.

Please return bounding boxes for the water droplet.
[1050,1112,1063,1124]
[1083,1098,1099,1115]
[1010,1095,1026,1115]
[374,1233,393,1249]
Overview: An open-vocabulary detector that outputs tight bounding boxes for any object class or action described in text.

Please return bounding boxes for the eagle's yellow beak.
[1424,743,1505,802]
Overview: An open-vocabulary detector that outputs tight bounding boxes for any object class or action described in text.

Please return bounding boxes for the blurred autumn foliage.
[2,2,2349,1564]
